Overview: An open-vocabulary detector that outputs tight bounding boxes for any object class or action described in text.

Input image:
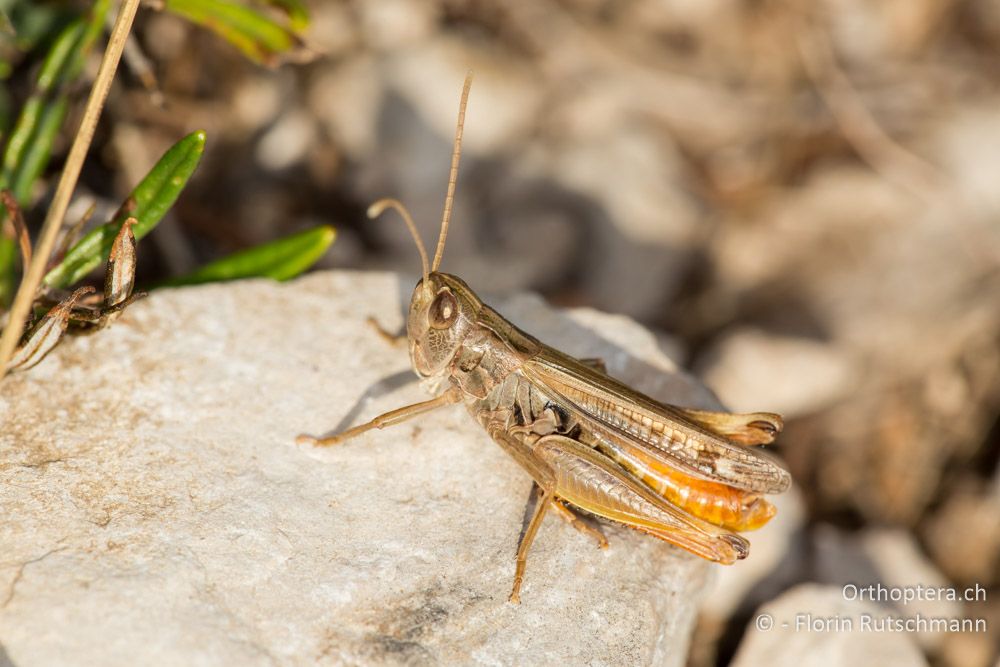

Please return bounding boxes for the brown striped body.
[454,314,783,535]
[400,271,788,567]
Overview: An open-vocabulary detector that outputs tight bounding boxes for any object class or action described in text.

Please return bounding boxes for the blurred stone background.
[24,0,1000,665]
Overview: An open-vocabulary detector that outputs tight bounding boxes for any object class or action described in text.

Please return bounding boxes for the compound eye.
[429,290,458,329]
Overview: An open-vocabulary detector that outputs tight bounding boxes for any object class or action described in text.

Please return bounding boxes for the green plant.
[0,0,333,377]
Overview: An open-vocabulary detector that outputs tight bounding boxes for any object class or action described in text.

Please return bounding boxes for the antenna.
[431,71,473,272]
[367,198,429,288]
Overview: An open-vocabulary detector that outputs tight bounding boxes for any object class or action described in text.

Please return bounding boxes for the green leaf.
[0,0,109,203]
[36,20,84,93]
[0,76,12,134]
[164,0,306,66]
[260,0,309,33]
[162,225,335,287]
[37,0,108,91]
[0,234,14,307]
[43,130,207,289]
[2,96,67,202]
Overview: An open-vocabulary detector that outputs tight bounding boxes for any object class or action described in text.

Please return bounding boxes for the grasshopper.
[297,74,790,603]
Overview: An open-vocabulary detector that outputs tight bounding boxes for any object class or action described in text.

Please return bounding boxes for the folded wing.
[522,348,791,494]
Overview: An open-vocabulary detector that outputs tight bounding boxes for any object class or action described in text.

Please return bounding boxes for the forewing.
[522,347,791,494]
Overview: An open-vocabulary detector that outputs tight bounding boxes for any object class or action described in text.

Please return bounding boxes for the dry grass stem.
[0,0,142,383]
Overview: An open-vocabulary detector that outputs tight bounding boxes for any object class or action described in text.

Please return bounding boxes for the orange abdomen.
[604,441,776,531]
[653,464,775,531]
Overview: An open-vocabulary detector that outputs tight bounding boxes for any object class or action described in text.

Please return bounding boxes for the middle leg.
[551,499,609,549]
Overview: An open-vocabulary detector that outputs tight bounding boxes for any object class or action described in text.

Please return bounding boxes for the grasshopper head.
[369,73,479,383]
[407,272,482,380]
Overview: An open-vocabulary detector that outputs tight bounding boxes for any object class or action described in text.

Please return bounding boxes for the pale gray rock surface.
[0,271,731,666]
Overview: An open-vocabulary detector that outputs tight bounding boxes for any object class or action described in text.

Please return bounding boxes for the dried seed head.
[7,287,95,373]
[104,217,138,309]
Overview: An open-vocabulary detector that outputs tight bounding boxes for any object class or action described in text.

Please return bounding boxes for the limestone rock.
[0,271,734,666]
